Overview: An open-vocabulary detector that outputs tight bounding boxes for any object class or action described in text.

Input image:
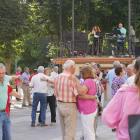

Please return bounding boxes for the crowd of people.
[0,56,140,140]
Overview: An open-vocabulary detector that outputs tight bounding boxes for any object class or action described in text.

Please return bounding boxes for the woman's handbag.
[128,115,140,140]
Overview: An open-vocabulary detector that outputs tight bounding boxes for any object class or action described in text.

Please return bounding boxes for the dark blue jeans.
[0,112,11,140]
[31,93,47,125]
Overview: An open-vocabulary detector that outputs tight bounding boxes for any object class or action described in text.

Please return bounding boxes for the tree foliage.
[1,0,140,74]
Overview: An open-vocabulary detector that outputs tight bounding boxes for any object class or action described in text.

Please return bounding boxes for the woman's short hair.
[115,67,123,76]
[44,68,51,76]
[96,63,101,70]
[81,65,95,80]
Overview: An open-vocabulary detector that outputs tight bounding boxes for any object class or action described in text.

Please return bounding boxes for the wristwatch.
[46,79,48,82]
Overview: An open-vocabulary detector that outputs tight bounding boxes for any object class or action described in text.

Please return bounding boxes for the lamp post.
[60,0,62,57]
[128,0,131,57]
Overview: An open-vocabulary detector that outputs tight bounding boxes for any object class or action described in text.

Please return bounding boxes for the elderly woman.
[112,67,124,98]
[95,63,103,81]
[102,57,140,140]
[70,65,97,140]
[38,68,55,126]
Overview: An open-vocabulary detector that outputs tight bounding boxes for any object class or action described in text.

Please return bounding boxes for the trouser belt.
[0,109,5,112]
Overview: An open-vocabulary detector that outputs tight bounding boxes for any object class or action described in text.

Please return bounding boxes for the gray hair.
[113,61,120,67]
[24,67,29,71]
[38,66,44,73]
[0,63,5,70]
[127,64,133,69]
[53,66,58,70]
[17,67,21,71]
[64,60,75,70]
[85,63,90,66]
[91,62,96,67]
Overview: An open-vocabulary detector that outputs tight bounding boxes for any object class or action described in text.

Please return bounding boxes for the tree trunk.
[5,59,11,75]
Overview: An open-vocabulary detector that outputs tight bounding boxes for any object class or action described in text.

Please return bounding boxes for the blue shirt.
[0,75,10,110]
[117,27,126,42]
[121,73,127,83]
[79,73,81,80]
[106,68,115,94]
[21,72,30,86]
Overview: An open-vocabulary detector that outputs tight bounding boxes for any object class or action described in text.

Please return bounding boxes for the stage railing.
[59,38,139,57]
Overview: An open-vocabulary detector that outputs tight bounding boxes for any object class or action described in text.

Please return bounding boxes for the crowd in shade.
[0,56,140,140]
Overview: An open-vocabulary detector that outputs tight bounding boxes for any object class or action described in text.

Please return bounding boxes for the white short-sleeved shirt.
[51,71,58,79]
[125,75,135,85]
[29,73,50,94]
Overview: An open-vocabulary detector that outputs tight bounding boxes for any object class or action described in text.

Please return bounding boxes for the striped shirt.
[54,70,78,103]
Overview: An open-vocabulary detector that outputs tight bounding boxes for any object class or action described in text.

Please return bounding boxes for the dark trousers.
[117,42,124,54]
[16,86,18,100]
[98,95,102,113]
[94,37,98,55]
[38,95,56,123]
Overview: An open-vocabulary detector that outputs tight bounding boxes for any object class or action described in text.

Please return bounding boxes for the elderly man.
[105,61,120,96]
[54,60,96,140]
[125,60,136,85]
[91,62,96,69]
[0,63,22,140]
[21,67,31,107]
[127,64,133,78]
[29,66,51,127]
[15,67,22,101]
[51,66,58,79]
[121,62,129,83]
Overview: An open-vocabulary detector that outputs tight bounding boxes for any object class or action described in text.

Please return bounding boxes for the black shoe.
[29,104,32,106]
[16,98,21,101]
[22,104,27,107]
[112,128,116,132]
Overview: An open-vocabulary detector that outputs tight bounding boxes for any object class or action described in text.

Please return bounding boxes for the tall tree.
[0,0,30,74]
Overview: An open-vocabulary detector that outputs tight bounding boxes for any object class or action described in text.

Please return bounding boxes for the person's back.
[106,68,115,93]
[54,70,78,103]
[103,57,140,140]
[103,85,140,140]
[77,78,97,115]
[31,73,49,93]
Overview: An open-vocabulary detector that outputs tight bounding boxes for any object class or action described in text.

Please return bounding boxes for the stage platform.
[53,55,135,75]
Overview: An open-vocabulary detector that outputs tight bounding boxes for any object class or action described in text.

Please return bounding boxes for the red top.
[15,72,21,86]
[29,73,38,82]
[6,85,13,117]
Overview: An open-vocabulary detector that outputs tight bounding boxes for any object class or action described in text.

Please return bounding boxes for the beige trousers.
[57,101,77,140]
[22,85,31,105]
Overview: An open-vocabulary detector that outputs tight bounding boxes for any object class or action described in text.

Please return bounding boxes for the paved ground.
[10,95,116,140]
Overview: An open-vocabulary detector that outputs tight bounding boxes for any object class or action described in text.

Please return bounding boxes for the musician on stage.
[116,23,126,55]
[92,25,101,55]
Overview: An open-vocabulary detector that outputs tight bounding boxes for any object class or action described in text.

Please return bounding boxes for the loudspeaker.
[54,64,62,74]
[135,46,140,58]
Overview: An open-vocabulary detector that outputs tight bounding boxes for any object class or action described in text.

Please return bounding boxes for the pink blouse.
[77,78,97,115]
[102,85,140,140]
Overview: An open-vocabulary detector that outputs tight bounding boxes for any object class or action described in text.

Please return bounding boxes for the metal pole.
[86,0,89,31]
[60,0,62,57]
[72,0,74,57]
[15,59,17,73]
[128,0,131,57]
